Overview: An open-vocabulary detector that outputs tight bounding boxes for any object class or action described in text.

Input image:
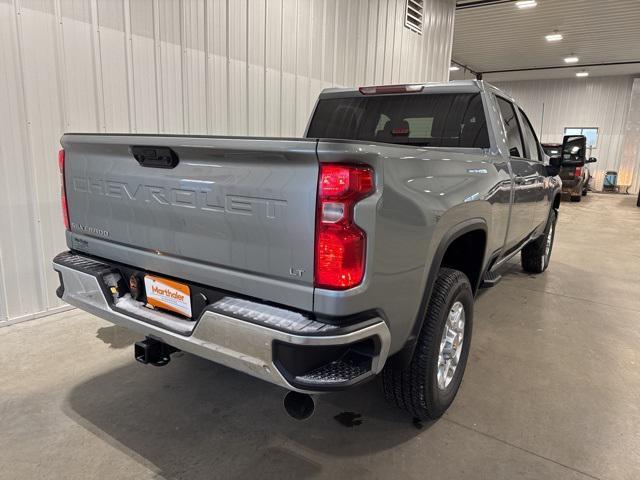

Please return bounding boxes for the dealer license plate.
[144,275,192,318]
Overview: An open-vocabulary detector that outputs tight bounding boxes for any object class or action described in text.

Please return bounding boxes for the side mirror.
[562,135,587,163]
[586,157,597,163]
[546,155,562,176]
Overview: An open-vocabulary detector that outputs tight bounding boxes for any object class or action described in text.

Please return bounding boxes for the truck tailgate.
[61,134,318,310]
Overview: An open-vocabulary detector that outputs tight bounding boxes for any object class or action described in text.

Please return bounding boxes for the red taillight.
[58,149,70,230]
[315,164,374,290]
[574,166,582,177]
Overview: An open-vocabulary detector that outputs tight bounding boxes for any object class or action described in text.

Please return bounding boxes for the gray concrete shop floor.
[1,193,639,480]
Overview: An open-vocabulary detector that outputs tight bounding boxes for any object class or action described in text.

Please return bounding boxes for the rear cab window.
[495,96,524,158]
[518,108,541,161]
[306,92,490,148]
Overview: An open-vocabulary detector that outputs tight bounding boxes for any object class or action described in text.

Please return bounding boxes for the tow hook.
[134,337,179,367]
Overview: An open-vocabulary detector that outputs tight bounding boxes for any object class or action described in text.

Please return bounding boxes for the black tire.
[521,208,557,273]
[382,268,473,420]
[570,195,581,202]
[582,189,587,196]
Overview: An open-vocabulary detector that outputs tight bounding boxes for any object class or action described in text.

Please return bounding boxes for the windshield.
[307,92,490,148]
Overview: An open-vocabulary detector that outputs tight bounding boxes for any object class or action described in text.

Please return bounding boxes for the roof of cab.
[318,80,494,98]
[317,80,516,103]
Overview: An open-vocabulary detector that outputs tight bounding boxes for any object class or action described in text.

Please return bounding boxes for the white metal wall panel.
[129,0,159,132]
[496,76,637,193]
[0,0,48,321]
[97,1,131,132]
[620,79,640,192]
[0,0,455,323]
[19,0,69,316]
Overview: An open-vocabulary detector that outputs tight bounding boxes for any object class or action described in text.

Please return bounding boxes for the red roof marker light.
[358,84,424,95]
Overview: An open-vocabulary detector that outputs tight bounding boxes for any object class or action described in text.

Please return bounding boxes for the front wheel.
[521,208,557,273]
[382,268,473,420]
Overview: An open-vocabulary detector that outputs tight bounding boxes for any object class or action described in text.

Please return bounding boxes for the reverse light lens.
[58,149,70,230]
[321,202,345,223]
[315,164,374,290]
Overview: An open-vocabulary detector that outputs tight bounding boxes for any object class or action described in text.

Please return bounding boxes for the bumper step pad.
[294,351,373,386]
[480,270,502,288]
[295,360,369,385]
[53,251,113,276]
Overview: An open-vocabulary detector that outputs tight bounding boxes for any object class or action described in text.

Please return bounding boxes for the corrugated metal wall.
[495,76,637,193]
[0,0,455,323]
[620,79,640,192]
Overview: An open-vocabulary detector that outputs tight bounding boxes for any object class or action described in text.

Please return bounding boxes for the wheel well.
[440,229,486,293]
[388,225,487,368]
[553,193,561,210]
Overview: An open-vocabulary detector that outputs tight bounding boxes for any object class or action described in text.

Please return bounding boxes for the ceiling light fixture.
[564,56,579,64]
[576,71,589,77]
[449,65,460,71]
[515,0,537,9]
[545,32,563,42]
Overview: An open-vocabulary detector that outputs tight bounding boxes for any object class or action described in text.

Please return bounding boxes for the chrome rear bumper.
[53,252,391,393]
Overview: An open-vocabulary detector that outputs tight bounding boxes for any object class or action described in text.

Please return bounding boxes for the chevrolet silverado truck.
[53,80,565,420]
[543,139,596,202]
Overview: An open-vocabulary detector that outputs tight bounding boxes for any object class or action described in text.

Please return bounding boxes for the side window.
[519,109,541,161]
[496,97,524,158]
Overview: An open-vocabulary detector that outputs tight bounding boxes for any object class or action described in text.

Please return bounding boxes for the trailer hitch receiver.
[135,337,179,366]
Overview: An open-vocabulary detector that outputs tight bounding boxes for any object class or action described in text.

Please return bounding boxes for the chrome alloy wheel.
[437,301,466,390]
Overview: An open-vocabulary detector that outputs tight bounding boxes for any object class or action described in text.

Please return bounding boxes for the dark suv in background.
[543,142,596,202]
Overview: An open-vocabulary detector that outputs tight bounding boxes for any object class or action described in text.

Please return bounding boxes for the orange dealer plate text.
[144,275,192,318]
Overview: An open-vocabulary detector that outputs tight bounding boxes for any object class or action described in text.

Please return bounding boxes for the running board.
[480,271,502,288]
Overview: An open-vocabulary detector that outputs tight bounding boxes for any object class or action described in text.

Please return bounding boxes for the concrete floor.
[1,193,639,480]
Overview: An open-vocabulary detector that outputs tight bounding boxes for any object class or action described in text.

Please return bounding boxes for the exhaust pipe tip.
[283,391,315,420]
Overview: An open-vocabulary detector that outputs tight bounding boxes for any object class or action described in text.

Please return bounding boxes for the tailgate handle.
[131,146,179,169]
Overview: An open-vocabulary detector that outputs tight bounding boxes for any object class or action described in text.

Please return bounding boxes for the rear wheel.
[582,188,588,196]
[521,208,557,273]
[382,268,473,420]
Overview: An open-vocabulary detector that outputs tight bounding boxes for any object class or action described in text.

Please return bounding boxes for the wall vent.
[405,0,424,34]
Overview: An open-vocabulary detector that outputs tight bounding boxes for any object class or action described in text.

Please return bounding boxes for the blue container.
[603,171,617,191]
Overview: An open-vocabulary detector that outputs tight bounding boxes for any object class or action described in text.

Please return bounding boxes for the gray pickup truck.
[53,80,565,420]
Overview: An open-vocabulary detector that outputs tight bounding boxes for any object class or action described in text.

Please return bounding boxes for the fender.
[390,218,488,368]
